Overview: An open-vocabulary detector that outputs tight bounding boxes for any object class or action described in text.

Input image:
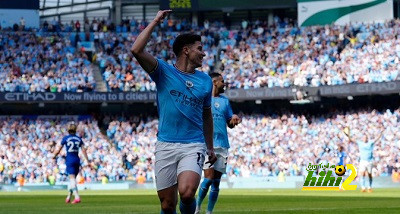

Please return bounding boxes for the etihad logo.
[212,113,225,120]
[170,90,201,108]
[4,93,56,101]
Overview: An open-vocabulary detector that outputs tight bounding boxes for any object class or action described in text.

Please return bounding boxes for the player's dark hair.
[172,33,201,56]
[209,72,222,79]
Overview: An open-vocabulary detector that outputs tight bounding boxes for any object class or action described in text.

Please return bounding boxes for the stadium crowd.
[40,16,195,33]
[105,108,400,179]
[225,108,400,177]
[219,18,400,89]
[90,17,400,91]
[3,17,400,92]
[0,32,96,92]
[0,107,399,184]
[0,117,123,184]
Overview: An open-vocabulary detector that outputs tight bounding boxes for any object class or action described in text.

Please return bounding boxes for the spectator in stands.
[0,107,399,184]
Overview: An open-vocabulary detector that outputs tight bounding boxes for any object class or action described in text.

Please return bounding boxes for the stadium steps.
[214,60,223,73]
[92,65,108,92]
[213,43,223,73]
[96,117,119,150]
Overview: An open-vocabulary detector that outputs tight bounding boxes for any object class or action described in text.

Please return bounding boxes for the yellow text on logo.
[341,164,357,190]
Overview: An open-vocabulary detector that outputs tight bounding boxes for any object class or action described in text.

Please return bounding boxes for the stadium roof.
[40,0,158,19]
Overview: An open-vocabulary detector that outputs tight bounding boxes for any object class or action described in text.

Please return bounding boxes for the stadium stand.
[0,32,96,92]
[1,106,398,184]
[2,16,400,92]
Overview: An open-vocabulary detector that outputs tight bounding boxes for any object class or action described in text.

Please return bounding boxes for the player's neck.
[212,87,220,97]
[175,59,196,74]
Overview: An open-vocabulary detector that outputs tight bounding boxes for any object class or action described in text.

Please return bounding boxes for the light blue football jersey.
[149,59,213,143]
[357,141,374,161]
[212,95,233,148]
[338,151,347,166]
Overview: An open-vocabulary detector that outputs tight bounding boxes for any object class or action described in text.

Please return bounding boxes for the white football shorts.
[203,147,228,174]
[359,160,373,174]
[154,141,206,191]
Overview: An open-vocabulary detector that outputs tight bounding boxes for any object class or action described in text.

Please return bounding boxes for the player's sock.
[67,190,72,200]
[360,176,366,189]
[70,177,79,199]
[196,178,212,207]
[67,183,73,199]
[368,176,372,189]
[66,189,72,203]
[72,187,79,199]
[179,200,195,214]
[207,179,220,212]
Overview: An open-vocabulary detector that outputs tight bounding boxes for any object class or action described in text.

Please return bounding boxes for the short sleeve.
[225,98,234,120]
[148,59,164,85]
[61,137,66,146]
[203,78,212,108]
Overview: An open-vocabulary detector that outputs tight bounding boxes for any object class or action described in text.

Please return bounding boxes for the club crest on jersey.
[214,102,220,108]
[185,80,194,88]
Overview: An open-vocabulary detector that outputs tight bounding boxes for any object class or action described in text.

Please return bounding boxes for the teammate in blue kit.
[344,130,382,192]
[337,145,347,166]
[53,123,91,204]
[131,10,217,214]
[196,73,241,214]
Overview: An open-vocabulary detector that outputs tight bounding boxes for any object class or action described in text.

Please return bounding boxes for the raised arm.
[343,130,356,143]
[131,10,171,73]
[373,131,384,144]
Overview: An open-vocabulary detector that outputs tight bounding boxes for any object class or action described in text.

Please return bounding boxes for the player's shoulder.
[156,58,169,66]
[216,95,230,104]
[195,71,212,88]
[196,70,212,81]
[61,134,70,143]
[67,134,80,140]
[155,58,169,69]
[218,95,229,100]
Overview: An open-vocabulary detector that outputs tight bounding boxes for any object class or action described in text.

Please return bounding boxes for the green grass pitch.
[0,188,400,213]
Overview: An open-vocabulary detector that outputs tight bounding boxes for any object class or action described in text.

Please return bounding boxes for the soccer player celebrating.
[53,123,91,204]
[196,73,241,214]
[344,130,383,192]
[131,10,217,214]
